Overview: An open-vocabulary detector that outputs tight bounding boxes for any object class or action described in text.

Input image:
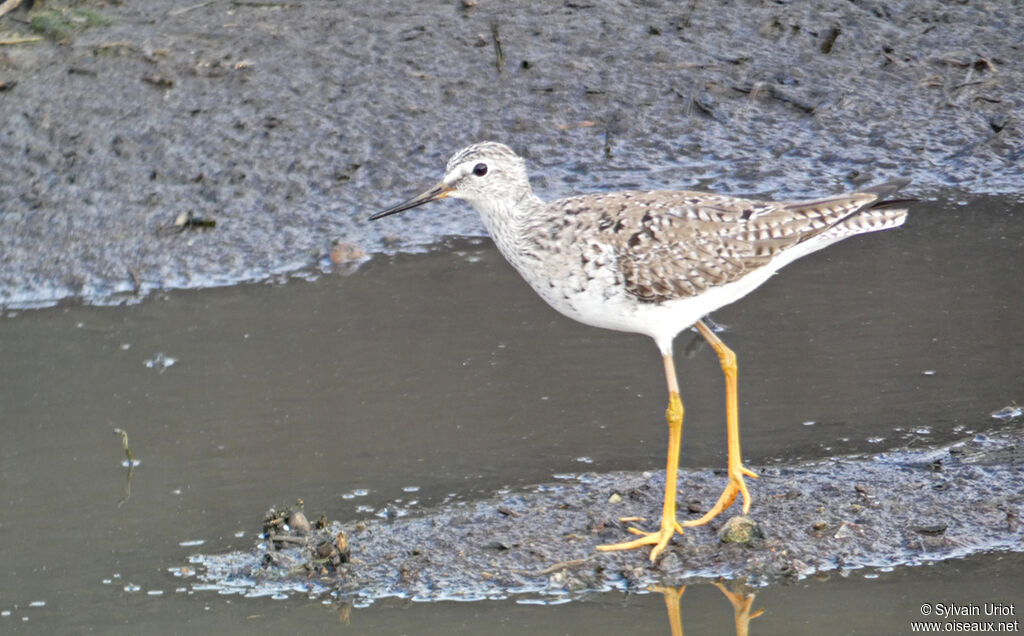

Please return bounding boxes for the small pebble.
[913,523,947,536]
[329,241,365,265]
[287,511,311,536]
[717,516,762,544]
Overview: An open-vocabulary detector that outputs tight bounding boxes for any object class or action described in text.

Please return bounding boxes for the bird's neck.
[475,189,544,257]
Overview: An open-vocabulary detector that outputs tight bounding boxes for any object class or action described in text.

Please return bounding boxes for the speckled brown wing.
[583,185,907,303]
[589,191,785,302]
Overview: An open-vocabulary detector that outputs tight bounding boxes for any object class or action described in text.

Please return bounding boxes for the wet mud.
[2,0,1023,308]
[193,427,1024,604]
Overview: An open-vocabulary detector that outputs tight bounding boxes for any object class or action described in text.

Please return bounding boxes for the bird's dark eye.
[472,163,488,177]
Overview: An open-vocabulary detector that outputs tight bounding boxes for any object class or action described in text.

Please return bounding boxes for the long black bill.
[370,182,452,220]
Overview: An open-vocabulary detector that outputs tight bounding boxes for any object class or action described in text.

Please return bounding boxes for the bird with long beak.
[372,142,912,561]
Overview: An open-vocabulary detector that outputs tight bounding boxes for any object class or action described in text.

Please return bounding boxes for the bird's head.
[370,142,533,222]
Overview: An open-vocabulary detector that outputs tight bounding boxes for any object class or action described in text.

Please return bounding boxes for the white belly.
[511,232,839,353]
[539,265,779,351]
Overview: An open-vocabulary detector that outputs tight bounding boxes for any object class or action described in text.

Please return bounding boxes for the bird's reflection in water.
[650,582,764,636]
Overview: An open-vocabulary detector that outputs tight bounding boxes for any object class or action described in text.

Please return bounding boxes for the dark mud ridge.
[191,429,1023,604]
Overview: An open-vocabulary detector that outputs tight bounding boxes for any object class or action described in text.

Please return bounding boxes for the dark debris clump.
[256,499,351,579]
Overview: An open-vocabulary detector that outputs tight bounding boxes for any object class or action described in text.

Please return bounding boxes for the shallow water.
[0,194,1021,633]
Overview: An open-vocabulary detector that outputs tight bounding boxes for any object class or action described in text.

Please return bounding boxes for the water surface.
[0,195,1021,633]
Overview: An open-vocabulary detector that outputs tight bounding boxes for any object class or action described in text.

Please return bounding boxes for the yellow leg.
[597,352,685,562]
[653,583,762,636]
[650,585,686,636]
[712,582,765,636]
[681,321,758,528]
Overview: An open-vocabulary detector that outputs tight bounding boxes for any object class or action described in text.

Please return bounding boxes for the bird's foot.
[596,516,683,562]
[679,464,758,528]
[712,581,765,621]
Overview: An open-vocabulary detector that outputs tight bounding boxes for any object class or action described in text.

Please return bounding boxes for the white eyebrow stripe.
[444,161,474,186]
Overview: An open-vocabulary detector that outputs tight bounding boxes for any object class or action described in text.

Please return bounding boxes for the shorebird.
[371,142,911,561]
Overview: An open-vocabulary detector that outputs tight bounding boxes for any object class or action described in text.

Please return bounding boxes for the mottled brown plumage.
[372,142,913,562]
[373,141,911,350]
[538,184,909,303]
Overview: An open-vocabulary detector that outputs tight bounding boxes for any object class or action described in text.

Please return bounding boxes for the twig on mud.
[168,0,217,16]
[95,41,137,53]
[490,21,504,74]
[231,1,297,7]
[678,0,699,30]
[267,535,307,544]
[952,79,993,91]
[733,81,818,114]
[510,554,599,577]
[0,35,40,45]
[940,56,997,74]
[0,0,23,20]
[128,268,142,295]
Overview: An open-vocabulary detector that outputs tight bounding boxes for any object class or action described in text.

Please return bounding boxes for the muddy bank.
[191,427,1024,604]
[1,0,1022,308]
